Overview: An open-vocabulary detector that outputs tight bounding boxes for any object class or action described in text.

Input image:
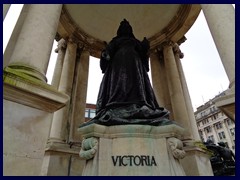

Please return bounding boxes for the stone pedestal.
[78,124,186,176]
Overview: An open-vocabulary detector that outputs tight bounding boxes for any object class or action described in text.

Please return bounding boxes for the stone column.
[4,4,27,68]
[3,4,11,21]
[221,120,232,146]
[150,51,173,119]
[173,43,200,140]
[223,119,235,152]
[40,38,83,176]
[163,42,192,139]
[8,4,63,82]
[69,48,90,142]
[49,38,77,142]
[212,125,220,143]
[200,129,207,141]
[201,4,235,89]
[51,38,67,88]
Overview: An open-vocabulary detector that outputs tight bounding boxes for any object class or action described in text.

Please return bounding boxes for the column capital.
[162,40,175,47]
[173,43,184,59]
[152,40,174,53]
[55,38,67,53]
[67,35,79,45]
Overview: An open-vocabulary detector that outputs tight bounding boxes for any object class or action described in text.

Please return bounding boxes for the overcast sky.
[3,4,233,111]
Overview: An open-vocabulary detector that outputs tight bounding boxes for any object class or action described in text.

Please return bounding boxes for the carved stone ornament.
[167,137,186,159]
[172,43,184,59]
[79,137,98,160]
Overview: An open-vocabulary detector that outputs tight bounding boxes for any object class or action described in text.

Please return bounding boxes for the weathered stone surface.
[78,124,186,176]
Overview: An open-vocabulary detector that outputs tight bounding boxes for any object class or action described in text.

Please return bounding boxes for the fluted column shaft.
[8,4,62,82]
[49,39,77,142]
[51,39,67,88]
[69,49,90,142]
[163,42,192,139]
[173,43,200,140]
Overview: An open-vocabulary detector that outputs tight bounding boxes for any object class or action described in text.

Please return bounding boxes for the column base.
[78,124,186,176]
[180,141,214,176]
[3,66,69,112]
[41,140,85,176]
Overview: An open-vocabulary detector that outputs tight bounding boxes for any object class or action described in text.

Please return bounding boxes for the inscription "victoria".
[112,155,157,166]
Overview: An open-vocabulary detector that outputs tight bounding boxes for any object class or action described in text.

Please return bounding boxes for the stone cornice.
[78,124,186,139]
[45,140,80,155]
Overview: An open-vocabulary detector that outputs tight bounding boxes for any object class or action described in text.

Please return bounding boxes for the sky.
[3,4,233,111]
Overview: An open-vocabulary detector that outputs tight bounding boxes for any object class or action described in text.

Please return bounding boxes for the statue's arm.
[100,40,116,73]
[140,37,150,72]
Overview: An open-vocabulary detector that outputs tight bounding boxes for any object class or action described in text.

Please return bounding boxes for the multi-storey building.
[194,91,235,154]
[85,104,97,122]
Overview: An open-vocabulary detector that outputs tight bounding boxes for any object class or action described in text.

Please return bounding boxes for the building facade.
[85,104,97,122]
[195,91,235,154]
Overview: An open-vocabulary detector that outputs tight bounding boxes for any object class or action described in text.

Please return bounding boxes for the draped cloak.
[80,20,174,127]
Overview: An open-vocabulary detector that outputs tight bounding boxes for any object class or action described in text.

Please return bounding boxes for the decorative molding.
[45,139,80,155]
[78,124,186,139]
[79,137,98,160]
[167,137,186,159]
[7,63,47,82]
[173,43,184,59]
[3,66,69,112]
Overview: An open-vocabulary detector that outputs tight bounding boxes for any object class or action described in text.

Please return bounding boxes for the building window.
[202,119,208,125]
[212,113,218,120]
[205,126,212,133]
[89,109,96,118]
[85,109,89,118]
[85,108,96,118]
[197,122,200,127]
[226,118,233,125]
[230,128,235,136]
[218,131,226,140]
[215,122,222,129]
[208,135,215,143]
[224,142,229,148]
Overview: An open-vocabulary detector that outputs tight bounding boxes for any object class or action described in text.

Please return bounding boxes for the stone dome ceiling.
[57,4,201,57]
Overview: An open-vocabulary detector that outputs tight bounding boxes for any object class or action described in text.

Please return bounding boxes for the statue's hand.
[101,50,110,61]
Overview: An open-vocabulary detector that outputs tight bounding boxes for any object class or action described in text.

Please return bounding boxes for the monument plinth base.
[78,124,187,176]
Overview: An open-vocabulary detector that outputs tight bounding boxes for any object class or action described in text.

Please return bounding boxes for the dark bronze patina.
[80,19,174,127]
